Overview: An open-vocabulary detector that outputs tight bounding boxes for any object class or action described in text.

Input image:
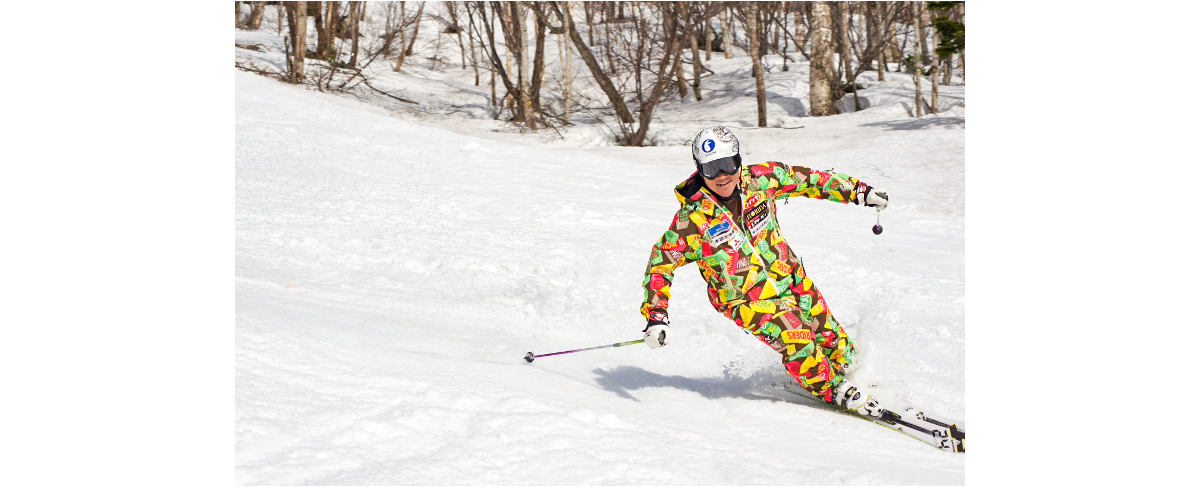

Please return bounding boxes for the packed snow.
[234,4,965,485]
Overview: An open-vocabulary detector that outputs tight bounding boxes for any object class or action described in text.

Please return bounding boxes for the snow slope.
[235,5,965,484]
[236,70,964,485]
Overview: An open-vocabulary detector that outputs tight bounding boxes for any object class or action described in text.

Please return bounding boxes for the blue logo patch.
[702,139,716,153]
[707,220,730,237]
[707,220,735,245]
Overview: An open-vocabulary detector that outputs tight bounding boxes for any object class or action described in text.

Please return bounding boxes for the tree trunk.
[691,29,703,101]
[957,3,965,84]
[879,4,887,72]
[560,1,573,123]
[448,3,466,69]
[406,1,425,56]
[917,1,928,69]
[910,2,923,117]
[585,2,594,45]
[394,2,408,71]
[929,63,939,114]
[530,3,548,126]
[248,2,266,29]
[236,2,242,29]
[547,1,634,124]
[676,58,688,98]
[781,2,789,71]
[773,3,782,54]
[289,1,307,83]
[808,2,835,116]
[797,2,808,59]
[515,2,536,130]
[835,3,856,111]
[328,2,339,58]
[722,7,732,59]
[869,1,884,81]
[749,2,767,127]
[468,2,480,86]
[348,2,361,67]
[705,16,712,61]
[315,2,330,60]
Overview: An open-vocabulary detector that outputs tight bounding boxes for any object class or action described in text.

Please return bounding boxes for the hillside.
[236,4,965,484]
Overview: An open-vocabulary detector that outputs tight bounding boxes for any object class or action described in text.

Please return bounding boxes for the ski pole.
[524,339,645,363]
[872,207,883,235]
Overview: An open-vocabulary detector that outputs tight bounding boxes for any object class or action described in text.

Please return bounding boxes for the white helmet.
[690,126,742,178]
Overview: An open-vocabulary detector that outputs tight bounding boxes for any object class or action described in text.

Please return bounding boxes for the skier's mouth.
[716,179,734,188]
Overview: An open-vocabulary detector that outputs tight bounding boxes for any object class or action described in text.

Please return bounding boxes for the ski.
[776,382,965,453]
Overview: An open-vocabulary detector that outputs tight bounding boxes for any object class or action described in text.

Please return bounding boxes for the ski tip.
[524,352,535,363]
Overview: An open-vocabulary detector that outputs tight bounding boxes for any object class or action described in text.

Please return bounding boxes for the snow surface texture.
[236,6,964,485]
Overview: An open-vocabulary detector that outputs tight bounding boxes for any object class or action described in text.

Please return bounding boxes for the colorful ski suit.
[640,161,875,404]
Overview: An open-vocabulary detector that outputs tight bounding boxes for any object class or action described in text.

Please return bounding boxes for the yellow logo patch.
[781,329,813,344]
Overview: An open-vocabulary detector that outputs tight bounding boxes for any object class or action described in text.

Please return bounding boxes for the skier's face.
[704,172,739,198]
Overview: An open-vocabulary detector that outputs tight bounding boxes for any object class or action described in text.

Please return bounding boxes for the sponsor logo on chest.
[745,202,770,235]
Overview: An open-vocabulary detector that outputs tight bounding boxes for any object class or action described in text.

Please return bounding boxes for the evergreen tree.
[927,2,964,60]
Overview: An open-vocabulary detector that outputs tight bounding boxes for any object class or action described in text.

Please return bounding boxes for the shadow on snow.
[591,365,840,416]
[861,115,965,130]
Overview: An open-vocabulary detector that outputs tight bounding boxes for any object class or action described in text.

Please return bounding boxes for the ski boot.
[835,380,882,418]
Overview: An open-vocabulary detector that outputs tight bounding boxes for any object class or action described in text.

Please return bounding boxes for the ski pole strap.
[532,339,646,359]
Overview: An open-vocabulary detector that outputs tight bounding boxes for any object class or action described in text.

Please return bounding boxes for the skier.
[639,125,890,417]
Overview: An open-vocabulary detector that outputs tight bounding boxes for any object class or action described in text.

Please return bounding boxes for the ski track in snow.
[236,11,964,484]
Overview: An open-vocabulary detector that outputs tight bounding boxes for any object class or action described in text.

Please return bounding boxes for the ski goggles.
[696,154,742,179]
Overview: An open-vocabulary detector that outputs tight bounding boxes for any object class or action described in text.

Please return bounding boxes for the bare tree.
[629,2,693,146]
[872,1,885,81]
[559,1,574,123]
[722,6,732,59]
[347,2,362,67]
[929,62,939,114]
[808,2,836,116]
[909,1,924,117]
[472,1,527,121]
[311,2,338,61]
[276,3,284,35]
[705,15,712,61]
[286,1,308,83]
[514,2,535,129]
[546,1,634,124]
[446,2,467,69]
[407,2,426,56]
[676,53,689,99]
[843,1,902,110]
[394,1,427,71]
[833,3,853,94]
[529,2,549,128]
[690,22,702,102]
[917,0,928,69]
[394,2,409,71]
[746,2,767,126]
[466,2,481,86]
[248,2,266,29]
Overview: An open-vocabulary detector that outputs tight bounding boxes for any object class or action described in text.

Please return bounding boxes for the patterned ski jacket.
[640,161,873,324]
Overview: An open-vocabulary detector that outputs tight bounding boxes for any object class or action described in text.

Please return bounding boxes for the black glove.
[643,320,671,348]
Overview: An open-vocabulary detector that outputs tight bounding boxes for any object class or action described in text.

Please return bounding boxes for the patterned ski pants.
[729,276,856,404]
